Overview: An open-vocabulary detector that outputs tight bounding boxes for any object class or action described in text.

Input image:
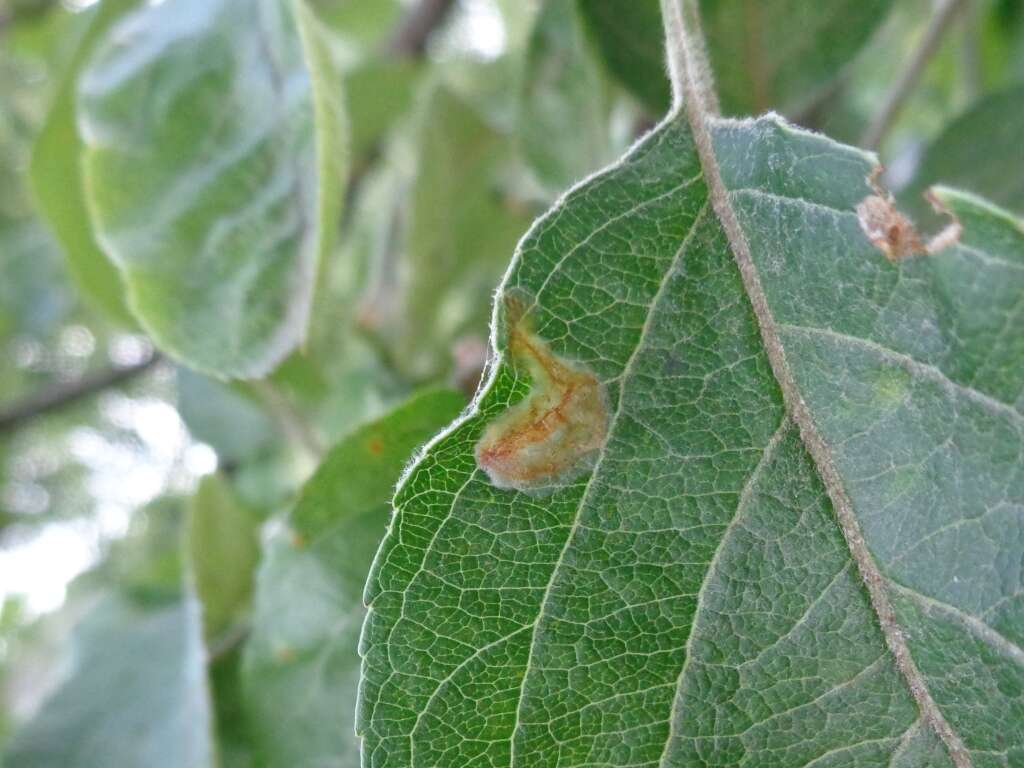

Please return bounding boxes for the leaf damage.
[856,167,962,260]
[474,293,609,491]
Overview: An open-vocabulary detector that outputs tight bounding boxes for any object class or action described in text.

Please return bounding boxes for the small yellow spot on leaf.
[874,366,911,406]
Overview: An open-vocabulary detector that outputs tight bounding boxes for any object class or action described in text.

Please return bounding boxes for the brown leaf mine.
[475,295,609,491]
[856,166,961,261]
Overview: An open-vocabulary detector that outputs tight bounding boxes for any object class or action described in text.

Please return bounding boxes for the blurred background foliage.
[0,0,1020,764]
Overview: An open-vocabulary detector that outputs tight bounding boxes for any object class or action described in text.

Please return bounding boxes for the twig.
[386,0,458,58]
[0,352,160,433]
[861,0,968,150]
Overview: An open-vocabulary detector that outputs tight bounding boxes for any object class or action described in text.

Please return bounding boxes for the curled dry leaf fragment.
[856,166,962,261]
[475,293,609,492]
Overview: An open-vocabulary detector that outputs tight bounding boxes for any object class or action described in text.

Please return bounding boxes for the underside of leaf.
[357,102,1024,767]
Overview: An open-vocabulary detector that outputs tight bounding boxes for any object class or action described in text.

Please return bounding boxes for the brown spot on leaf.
[367,437,384,456]
[856,166,961,261]
[474,293,609,491]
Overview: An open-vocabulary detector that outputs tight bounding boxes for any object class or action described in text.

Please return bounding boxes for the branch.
[0,352,160,433]
[386,0,457,58]
[861,0,969,150]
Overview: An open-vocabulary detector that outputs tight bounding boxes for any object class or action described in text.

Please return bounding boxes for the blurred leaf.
[358,113,1024,765]
[78,0,347,378]
[980,0,1024,88]
[346,58,420,160]
[177,368,277,466]
[311,0,402,62]
[700,0,894,115]
[576,0,894,118]
[4,593,213,768]
[576,0,671,115]
[29,0,138,326]
[903,84,1024,216]
[367,85,532,381]
[241,388,464,767]
[107,496,187,604]
[520,0,619,194]
[208,646,256,768]
[187,473,259,642]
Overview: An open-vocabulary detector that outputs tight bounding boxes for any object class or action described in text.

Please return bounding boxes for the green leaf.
[357,110,1024,766]
[699,0,894,115]
[311,0,402,60]
[576,0,671,114]
[364,86,532,381]
[28,0,138,327]
[78,0,347,378]
[903,85,1024,217]
[346,59,419,161]
[520,0,620,195]
[576,0,894,117]
[242,389,465,767]
[4,593,213,768]
[186,473,260,641]
[177,368,277,466]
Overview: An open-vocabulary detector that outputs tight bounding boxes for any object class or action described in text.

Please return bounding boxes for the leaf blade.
[358,103,1024,767]
[28,0,138,326]
[77,0,346,378]
[242,389,465,767]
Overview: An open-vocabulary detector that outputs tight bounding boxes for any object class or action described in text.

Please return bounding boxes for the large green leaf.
[576,0,893,117]
[699,0,894,115]
[903,85,1024,217]
[242,389,465,767]
[575,0,671,114]
[77,0,346,378]
[28,0,137,326]
[5,594,212,768]
[357,112,1024,768]
[520,0,620,195]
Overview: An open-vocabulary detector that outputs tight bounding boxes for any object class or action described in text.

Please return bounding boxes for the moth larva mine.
[856,166,961,261]
[475,293,609,492]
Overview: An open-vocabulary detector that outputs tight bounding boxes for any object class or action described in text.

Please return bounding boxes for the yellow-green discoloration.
[475,295,609,491]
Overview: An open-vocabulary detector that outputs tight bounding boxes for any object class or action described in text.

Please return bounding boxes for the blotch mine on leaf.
[856,166,961,260]
[475,293,609,491]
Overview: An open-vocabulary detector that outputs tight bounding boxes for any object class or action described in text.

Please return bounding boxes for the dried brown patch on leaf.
[475,293,609,492]
[856,166,962,260]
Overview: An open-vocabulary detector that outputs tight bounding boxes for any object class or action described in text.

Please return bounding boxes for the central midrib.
[663,12,974,764]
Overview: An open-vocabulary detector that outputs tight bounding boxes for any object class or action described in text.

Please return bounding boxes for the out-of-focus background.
[0,0,1020,763]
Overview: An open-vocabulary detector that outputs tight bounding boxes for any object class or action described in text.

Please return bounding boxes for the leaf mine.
[856,166,962,260]
[474,294,609,491]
